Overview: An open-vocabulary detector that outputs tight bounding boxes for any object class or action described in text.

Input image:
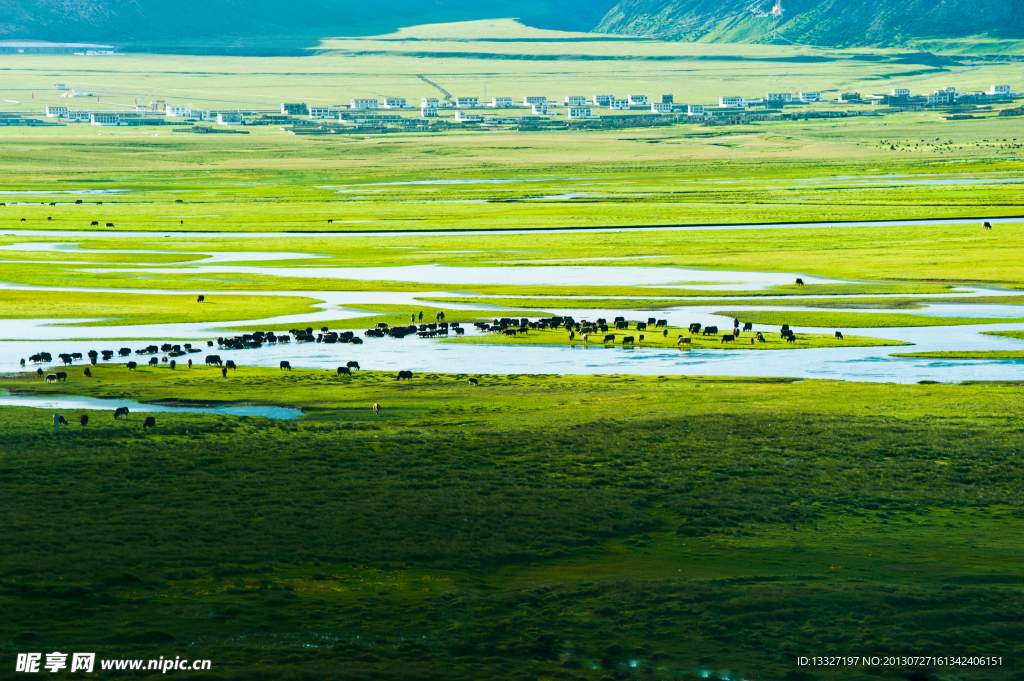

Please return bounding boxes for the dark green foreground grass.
[0,366,1022,681]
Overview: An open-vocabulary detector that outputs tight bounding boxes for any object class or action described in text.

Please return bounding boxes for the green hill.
[596,0,1024,47]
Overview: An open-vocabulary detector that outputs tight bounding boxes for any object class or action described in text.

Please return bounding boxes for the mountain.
[0,0,617,49]
[595,0,1024,46]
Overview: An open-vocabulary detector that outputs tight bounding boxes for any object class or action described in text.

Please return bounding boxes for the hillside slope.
[0,0,617,48]
[596,0,1024,46]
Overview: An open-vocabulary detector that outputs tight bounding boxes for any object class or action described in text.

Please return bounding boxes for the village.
[1,81,1020,132]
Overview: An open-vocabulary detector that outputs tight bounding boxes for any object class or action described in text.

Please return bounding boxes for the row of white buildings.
[717,85,1015,109]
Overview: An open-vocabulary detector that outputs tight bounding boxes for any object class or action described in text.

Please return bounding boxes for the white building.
[53,83,69,90]
[891,88,911,98]
[687,104,706,116]
[531,103,549,115]
[455,111,482,122]
[593,95,612,106]
[421,97,440,108]
[90,112,120,126]
[719,96,746,108]
[420,107,437,118]
[651,102,672,114]
[928,87,958,106]
[165,105,188,117]
[524,96,547,107]
[627,95,649,107]
[798,91,821,103]
[186,109,214,121]
[382,98,407,109]
[217,112,243,125]
[609,98,629,110]
[456,97,479,108]
[45,105,69,118]
[766,92,792,103]
[308,105,331,119]
[350,98,379,110]
[68,110,91,123]
[565,96,587,107]
[567,106,597,120]
[989,85,1012,96]
[490,97,513,108]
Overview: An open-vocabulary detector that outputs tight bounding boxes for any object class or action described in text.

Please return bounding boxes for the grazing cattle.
[622,336,635,345]
[148,357,158,366]
[187,359,192,369]
[454,327,465,334]
[105,222,114,227]
[71,352,83,361]
[90,221,99,226]
[780,324,790,333]
[603,334,615,343]
[225,360,236,370]
[143,416,156,429]
[786,334,797,343]
[656,319,667,328]
[755,332,765,343]
[337,366,351,376]
[101,350,114,360]
[126,361,137,370]
[19,358,25,367]
[646,317,656,325]
[55,372,67,382]
[983,221,992,229]
[80,415,88,427]
[119,348,131,357]
[221,367,228,378]
[60,354,73,365]
[721,335,735,343]
[280,361,291,370]
[114,407,129,420]
[503,329,517,336]
[794,278,804,286]
[702,326,718,336]
[75,199,83,204]
[205,355,222,366]
[689,323,701,334]
[468,378,478,385]
[45,374,58,383]
[636,322,647,331]
[36,368,43,377]
[57,415,69,427]
[396,370,413,381]
[677,336,691,345]
[197,295,205,303]
[638,334,644,342]
[568,330,574,341]
[347,361,359,370]
[662,328,668,337]
[834,331,844,340]
[615,321,629,330]
[373,403,380,415]
[83,368,91,377]
[743,322,753,332]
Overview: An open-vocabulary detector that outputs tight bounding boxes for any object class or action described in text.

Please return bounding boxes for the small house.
[350,99,379,110]
[490,97,513,107]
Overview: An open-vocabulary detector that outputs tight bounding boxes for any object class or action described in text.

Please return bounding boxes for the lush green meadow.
[0,290,324,327]
[711,310,1024,328]
[0,366,1022,680]
[892,350,1024,358]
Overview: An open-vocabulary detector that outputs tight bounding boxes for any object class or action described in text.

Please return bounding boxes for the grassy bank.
[0,366,1021,680]
[444,325,906,350]
[983,330,1024,341]
[891,351,1024,359]
[712,310,1024,328]
[0,290,325,327]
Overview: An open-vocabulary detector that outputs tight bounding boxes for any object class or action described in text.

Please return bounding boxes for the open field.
[0,365,1022,680]
[0,290,324,326]
[984,330,1024,340]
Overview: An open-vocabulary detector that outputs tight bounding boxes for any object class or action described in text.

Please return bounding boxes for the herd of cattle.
[21,314,847,388]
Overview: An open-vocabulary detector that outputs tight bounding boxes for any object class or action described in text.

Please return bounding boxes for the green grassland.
[0,290,324,327]
[983,330,1024,340]
[891,351,1024,359]
[712,310,1024,328]
[223,306,553,332]
[446,325,905,350]
[0,365,1022,680]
